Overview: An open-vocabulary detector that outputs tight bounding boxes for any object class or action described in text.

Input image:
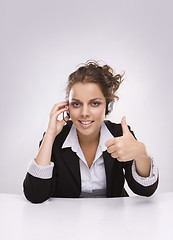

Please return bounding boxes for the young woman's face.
[69,82,106,139]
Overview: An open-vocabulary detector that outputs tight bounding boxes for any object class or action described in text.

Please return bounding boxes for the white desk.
[0,192,173,240]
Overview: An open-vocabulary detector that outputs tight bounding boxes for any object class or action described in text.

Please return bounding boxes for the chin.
[74,120,102,137]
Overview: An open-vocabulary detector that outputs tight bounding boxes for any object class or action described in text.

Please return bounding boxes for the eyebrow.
[71,98,104,102]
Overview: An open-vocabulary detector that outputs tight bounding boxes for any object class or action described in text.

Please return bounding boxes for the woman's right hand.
[46,102,70,139]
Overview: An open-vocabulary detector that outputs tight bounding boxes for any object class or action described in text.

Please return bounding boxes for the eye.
[71,102,80,108]
[91,101,101,107]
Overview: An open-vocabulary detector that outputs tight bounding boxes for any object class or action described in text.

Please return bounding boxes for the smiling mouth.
[78,120,94,127]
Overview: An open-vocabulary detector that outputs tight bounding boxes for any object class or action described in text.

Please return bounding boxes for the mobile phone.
[63,106,70,122]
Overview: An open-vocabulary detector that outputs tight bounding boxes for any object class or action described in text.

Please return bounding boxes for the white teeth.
[80,121,93,124]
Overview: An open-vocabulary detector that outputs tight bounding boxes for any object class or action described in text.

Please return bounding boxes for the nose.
[80,104,90,117]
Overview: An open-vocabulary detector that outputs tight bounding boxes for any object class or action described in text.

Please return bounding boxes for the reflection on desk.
[0,192,173,240]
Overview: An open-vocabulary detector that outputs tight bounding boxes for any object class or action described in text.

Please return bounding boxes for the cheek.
[69,108,79,119]
[91,106,106,119]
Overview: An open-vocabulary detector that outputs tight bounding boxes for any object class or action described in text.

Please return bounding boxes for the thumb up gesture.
[105,116,143,162]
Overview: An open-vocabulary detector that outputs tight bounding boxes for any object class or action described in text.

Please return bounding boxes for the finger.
[53,101,68,109]
[61,115,70,124]
[62,111,70,123]
[117,157,128,162]
[121,116,130,136]
[111,152,119,159]
[51,105,69,117]
[51,102,68,114]
[105,138,116,148]
[51,107,69,120]
[107,144,117,154]
[53,102,68,113]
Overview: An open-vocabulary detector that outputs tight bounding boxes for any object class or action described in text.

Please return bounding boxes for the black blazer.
[23,120,159,203]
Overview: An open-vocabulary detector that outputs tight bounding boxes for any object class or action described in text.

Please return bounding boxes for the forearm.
[124,159,159,197]
[24,132,55,203]
[23,173,53,203]
[35,132,55,166]
[134,142,151,177]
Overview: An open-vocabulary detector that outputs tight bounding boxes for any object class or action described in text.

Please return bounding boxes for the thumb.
[121,116,129,135]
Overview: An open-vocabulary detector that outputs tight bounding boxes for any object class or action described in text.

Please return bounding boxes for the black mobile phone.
[63,106,70,122]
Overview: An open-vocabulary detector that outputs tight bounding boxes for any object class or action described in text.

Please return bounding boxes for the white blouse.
[27,123,158,196]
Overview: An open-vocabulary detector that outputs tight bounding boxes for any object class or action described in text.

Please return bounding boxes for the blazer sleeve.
[23,134,56,203]
[122,160,159,196]
[122,126,159,196]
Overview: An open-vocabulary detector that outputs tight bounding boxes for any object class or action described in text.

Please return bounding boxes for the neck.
[77,129,100,147]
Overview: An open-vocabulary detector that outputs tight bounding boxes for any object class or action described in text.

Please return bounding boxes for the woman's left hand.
[105,116,145,162]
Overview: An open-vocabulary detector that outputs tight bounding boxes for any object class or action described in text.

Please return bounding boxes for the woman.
[23,60,159,203]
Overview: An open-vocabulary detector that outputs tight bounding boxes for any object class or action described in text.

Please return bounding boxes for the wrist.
[135,142,149,162]
[134,142,151,177]
[45,130,56,142]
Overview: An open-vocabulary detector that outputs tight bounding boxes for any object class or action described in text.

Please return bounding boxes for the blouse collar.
[62,122,114,153]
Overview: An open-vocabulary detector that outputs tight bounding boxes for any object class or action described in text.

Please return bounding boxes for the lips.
[78,120,94,128]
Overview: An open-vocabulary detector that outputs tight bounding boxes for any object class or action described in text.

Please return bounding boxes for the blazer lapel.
[62,148,81,189]
[103,150,115,196]
[103,151,115,177]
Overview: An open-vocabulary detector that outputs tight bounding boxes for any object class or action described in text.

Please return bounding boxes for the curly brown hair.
[66,60,124,115]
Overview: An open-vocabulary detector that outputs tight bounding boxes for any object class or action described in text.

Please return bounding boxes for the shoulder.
[104,120,136,138]
[104,120,123,137]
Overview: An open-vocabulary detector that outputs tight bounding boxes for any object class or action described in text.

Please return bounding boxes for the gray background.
[0,0,173,195]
